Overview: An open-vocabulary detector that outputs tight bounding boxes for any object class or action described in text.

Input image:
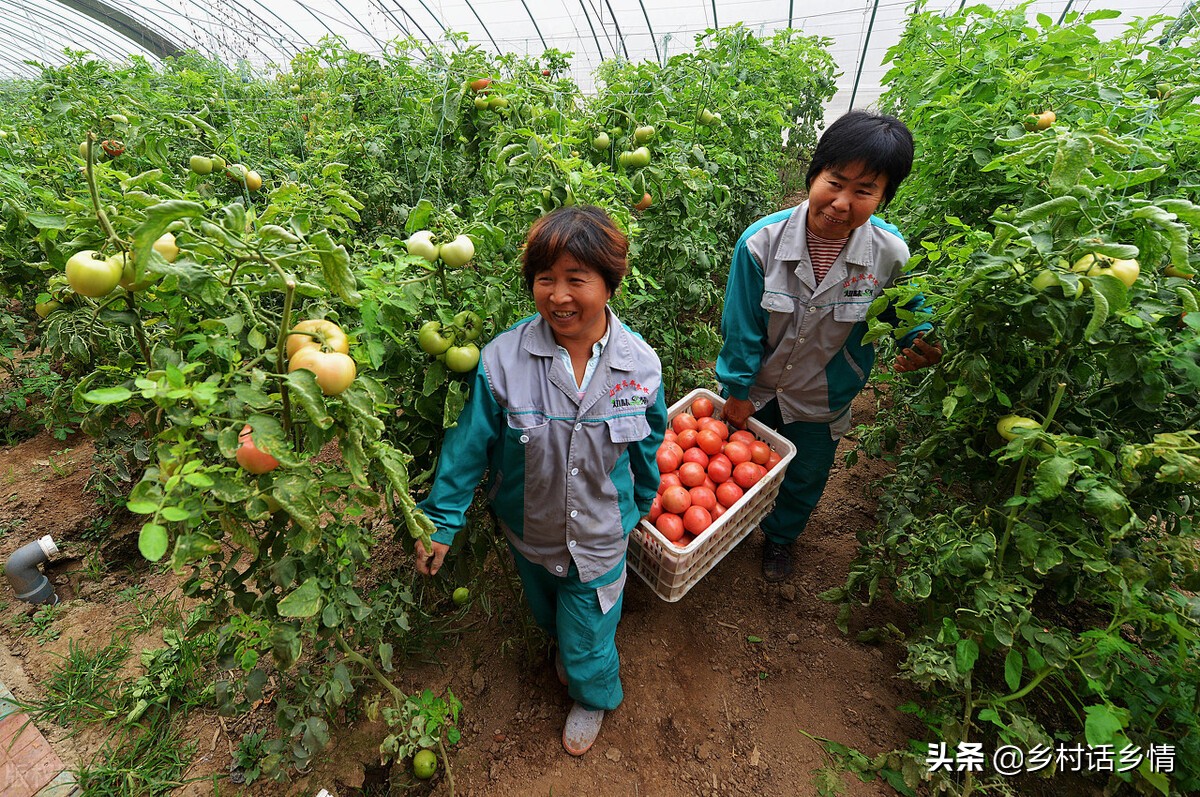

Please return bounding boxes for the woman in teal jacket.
[717,110,943,582]
[414,206,667,755]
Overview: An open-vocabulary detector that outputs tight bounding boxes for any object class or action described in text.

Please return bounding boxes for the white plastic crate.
[627,387,796,602]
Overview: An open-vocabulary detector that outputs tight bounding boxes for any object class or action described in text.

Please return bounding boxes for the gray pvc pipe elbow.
[6,535,59,605]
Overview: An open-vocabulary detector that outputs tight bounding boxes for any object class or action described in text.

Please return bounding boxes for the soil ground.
[0,385,927,797]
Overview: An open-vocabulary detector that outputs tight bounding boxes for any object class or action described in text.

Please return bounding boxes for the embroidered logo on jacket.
[609,379,651,408]
[842,272,880,299]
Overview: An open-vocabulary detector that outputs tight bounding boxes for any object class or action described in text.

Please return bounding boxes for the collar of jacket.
[520,306,638,373]
[775,200,877,272]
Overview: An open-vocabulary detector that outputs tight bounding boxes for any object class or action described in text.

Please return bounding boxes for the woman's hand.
[415,537,450,576]
[722,396,756,429]
[893,332,944,373]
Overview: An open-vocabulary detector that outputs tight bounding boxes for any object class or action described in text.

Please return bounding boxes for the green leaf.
[746,635,763,643]
[278,577,323,618]
[169,531,221,570]
[1083,703,1128,746]
[1004,648,1023,692]
[404,198,435,234]
[127,479,164,514]
[1033,456,1074,500]
[282,371,333,429]
[955,638,979,675]
[138,523,168,561]
[82,387,133,405]
[131,200,204,278]
[1138,759,1171,796]
[1083,288,1110,340]
[310,229,361,306]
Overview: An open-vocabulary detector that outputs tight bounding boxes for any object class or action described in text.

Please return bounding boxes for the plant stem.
[82,134,122,246]
[997,382,1067,569]
[437,735,456,797]
[992,667,1053,704]
[335,635,404,703]
[262,254,297,437]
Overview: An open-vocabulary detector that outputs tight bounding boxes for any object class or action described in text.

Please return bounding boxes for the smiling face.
[533,252,612,349]
[805,161,888,239]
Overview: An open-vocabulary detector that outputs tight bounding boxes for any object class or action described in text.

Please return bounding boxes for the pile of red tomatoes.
[646,395,782,548]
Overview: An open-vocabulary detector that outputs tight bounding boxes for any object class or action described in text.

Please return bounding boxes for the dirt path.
[0,387,922,797]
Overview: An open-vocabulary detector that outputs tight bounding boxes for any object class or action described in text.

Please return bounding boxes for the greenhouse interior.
[0,1,1198,795]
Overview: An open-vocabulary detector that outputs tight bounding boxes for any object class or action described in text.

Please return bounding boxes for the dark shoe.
[762,541,793,582]
[554,650,568,686]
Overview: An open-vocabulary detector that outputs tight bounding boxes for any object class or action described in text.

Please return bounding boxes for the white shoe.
[562,702,604,756]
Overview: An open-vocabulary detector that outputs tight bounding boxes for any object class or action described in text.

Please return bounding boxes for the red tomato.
[671,414,698,434]
[716,481,744,507]
[236,425,280,474]
[750,441,771,465]
[656,446,681,473]
[689,486,716,512]
[766,451,783,470]
[664,429,677,443]
[660,485,692,514]
[677,428,698,450]
[707,454,732,484]
[682,447,709,468]
[733,462,766,489]
[671,533,693,549]
[647,494,663,522]
[682,506,712,535]
[699,417,730,441]
[678,461,707,488]
[663,441,684,460]
[712,503,727,520]
[691,396,715,418]
[702,476,717,492]
[723,440,752,465]
[696,429,723,456]
[658,472,682,494]
[729,429,756,446]
[655,512,685,542]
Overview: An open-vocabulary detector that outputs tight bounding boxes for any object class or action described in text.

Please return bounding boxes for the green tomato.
[209,154,227,171]
[452,587,470,605]
[35,300,61,319]
[591,131,610,151]
[633,125,656,144]
[996,414,1042,441]
[487,95,509,110]
[405,230,440,262]
[65,250,122,297]
[1031,269,1059,292]
[417,321,455,355]
[445,343,481,373]
[473,95,490,110]
[413,749,437,779]
[439,234,475,268]
[625,146,651,168]
[452,310,483,342]
[189,155,213,175]
[697,108,720,125]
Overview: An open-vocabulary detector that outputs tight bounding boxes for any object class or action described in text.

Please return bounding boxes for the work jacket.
[419,307,666,586]
[716,201,926,438]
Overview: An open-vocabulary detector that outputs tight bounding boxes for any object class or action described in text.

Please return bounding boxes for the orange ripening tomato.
[658,472,682,494]
[729,429,756,446]
[671,413,698,434]
[733,462,766,489]
[660,485,692,515]
[750,441,771,466]
[678,461,707,488]
[689,486,716,512]
[723,440,752,465]
[691,396,715,418]
[676,428,698,450]
[696,429,724,456]
[682,506,712,535]
[656,446,681,474]
[655,512,685,542]
[236,425,280,474]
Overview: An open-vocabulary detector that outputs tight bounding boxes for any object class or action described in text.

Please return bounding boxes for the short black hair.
[521,205,628,295]
[805,111,914,207]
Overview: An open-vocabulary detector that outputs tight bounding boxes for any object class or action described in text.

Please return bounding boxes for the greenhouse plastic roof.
[3,1,1189,112]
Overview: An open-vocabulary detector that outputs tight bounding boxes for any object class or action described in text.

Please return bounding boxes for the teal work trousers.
[754,400,841,546]
[510,544,625,712]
